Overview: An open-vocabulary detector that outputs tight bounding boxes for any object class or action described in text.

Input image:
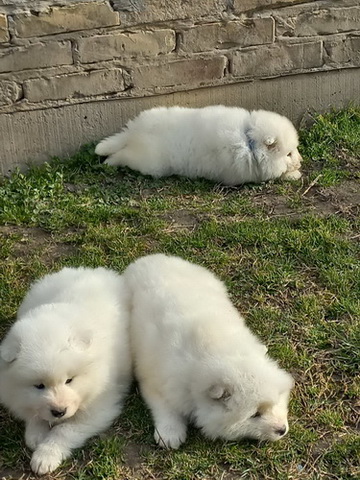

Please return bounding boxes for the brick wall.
[1,0,359,112]
[0,0,359,170]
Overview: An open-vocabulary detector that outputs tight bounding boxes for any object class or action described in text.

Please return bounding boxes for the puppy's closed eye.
[34,383,45,390]
[251,411,262,419]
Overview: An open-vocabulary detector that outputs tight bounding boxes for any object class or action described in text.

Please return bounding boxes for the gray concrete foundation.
[1,68,359,174]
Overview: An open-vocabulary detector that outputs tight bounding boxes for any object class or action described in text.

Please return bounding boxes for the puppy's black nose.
[51,408,66,418]
[275,427,286,436]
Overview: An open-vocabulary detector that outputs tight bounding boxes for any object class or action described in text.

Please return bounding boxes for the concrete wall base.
[1,68,359,174]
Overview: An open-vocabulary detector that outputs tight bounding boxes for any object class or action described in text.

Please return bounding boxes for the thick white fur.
[0,267,132,475]
[96,106,302,184]
[124,254,294,449]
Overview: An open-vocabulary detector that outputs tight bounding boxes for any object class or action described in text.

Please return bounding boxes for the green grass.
[0,107,359,479]
[300,106,360,186]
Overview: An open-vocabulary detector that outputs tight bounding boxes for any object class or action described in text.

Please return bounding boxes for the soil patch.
[0,226,77,264]
[161,210,204,231]
[253,180,359,220]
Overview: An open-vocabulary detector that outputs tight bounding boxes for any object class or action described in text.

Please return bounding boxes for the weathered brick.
[112,0,226,25]
[13,1,120,38]
[233,0,308,13]
[276,6,360,37]
[24,69,125,102]
[0,14,9,43]
[181,18,274,53]
[324,35,360,66]
[232,41,323,77]
[78,29,175,63]
[133,56,227,89]
[0,42,73,74]
[0,80,21,106]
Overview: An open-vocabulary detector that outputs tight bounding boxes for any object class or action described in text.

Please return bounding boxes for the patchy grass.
[300,106,360,186]
[0,107,359,480]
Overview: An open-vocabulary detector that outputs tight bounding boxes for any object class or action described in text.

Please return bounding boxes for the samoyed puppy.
[95,105,302,184]
[0,267,132,475]
[123,254,294,448]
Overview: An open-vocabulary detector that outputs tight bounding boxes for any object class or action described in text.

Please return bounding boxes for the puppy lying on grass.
[124,254,294,449]
[96,105,302,184]
[0,267,132,475]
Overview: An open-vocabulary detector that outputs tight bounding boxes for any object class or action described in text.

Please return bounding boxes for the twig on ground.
[301,174,323,197]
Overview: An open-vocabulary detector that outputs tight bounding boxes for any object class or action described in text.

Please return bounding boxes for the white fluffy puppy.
[0,267,132,475]
[123,254,294,449]
[96,105,302,184]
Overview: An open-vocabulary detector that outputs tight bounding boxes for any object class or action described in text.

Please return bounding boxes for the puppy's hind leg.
[103,147,137,167]
[103,142,157,171]
[105,134,166,177]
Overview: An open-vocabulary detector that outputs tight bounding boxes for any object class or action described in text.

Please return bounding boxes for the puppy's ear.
[68,329,93,351]
[264,137,277,150]
[0,331,21,363]
[208,384,233,402]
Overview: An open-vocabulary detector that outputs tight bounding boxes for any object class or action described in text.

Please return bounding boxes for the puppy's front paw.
[25,422,50,450]
[282,169,302,180]
[31,444,67,475]
[154,423,187,449]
